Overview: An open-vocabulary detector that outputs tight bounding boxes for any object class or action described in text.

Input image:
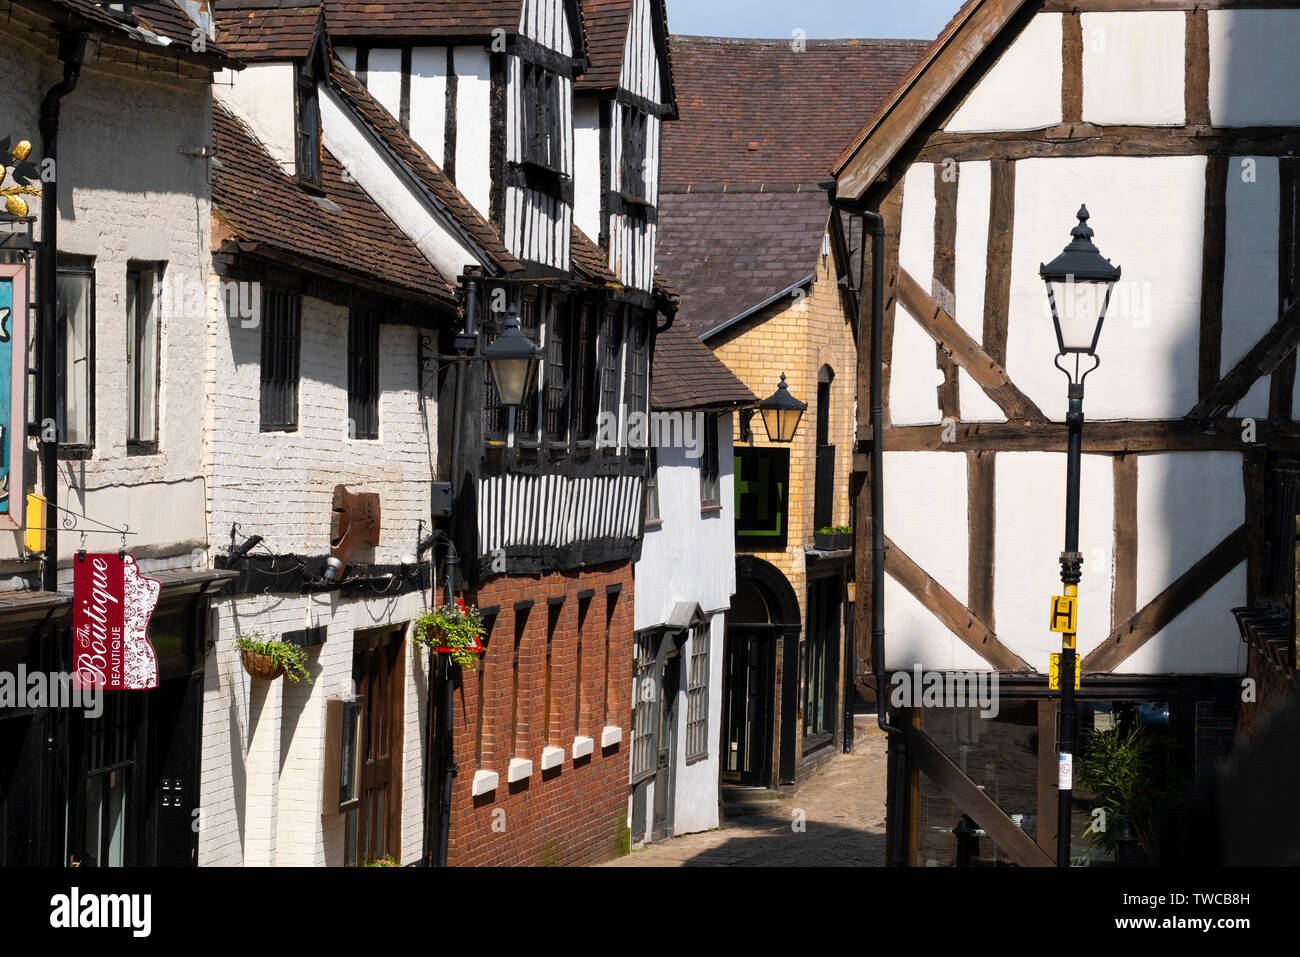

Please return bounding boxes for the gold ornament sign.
[0,137,40,217]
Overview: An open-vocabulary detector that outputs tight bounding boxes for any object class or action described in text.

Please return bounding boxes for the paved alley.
[599,721,888,867]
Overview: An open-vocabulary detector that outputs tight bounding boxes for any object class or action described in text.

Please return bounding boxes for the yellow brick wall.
[708,235,858,627]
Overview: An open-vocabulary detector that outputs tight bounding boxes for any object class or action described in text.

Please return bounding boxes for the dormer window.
[619,106,650,206]
[296,66,322,188]
[522,63,562,173]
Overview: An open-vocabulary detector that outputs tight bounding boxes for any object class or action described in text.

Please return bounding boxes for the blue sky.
[664,0,966,41]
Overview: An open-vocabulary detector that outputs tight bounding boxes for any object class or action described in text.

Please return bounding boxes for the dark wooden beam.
[983,159,1015,367]
[1188,298,1300,420]
[905,723,1055,867]
[1111,454,1139,631]
[1044,0,1300,10]
[885,535,1034,673]
[897,268,1049,424]
[1185,9,1211,127]
[968,450,996,627]
[1198,153,1228,400]
[1081,524,1248,672]
[885,418,1300,453]
[1271,157,1300,423]
[1036,700,1058,862]
[880,178,906,429]
[934,164,961,420]
[915,126,1300,165]
[1061,11,1083,125]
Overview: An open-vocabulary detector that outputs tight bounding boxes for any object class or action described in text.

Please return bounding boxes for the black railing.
[814,443,835,532]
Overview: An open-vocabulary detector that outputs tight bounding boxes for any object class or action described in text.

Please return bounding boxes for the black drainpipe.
[37,31,90,593]
[826,183,905,866]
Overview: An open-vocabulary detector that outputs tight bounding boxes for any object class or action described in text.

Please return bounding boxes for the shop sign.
[73,553,161,690]
[0,262,27,531]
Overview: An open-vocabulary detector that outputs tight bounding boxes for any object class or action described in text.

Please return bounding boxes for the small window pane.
[56,270,94,447]
[127,265,160,447]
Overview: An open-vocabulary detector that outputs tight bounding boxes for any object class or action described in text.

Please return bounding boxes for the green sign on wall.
[734,447,789,549]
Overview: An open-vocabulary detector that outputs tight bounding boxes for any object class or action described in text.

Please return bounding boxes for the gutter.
[825,182,906,866]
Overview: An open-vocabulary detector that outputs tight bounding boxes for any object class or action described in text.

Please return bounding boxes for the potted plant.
[413,599,485,669]
[365,854,398,867]
[814,525,853,550]
[235,632,313,684]
[1078,723,1185,864]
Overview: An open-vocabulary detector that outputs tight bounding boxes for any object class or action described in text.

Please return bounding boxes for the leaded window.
[700,414,720,508]
[522,63,561,171]
[347,307,380,440]
[632,631,657,782]
[545,297,571,444]
[685,625,710,762]
[620,105,649,203]
[259,288,301,432]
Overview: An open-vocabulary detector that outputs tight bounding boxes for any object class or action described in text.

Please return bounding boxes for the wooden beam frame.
[1111,454,1139,631]
[915,126,1300,165]
[1188,298,1300,420]
[905,723,1055,867]
[983,159,1015,368]
[968,450,996,627]
[1271,157,1300,423]
[1185,8,1211,128]
[885,535,1034,673]
[896,268,1049,424]
[1198,154,1228,401]
[934,164,961,419]
[884,418,1300,453]
[1081,524,1249,672]
[1061,11,1083,125]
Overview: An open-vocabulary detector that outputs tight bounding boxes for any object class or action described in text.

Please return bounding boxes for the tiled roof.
[570,225,618,282]
[661,35,928,188]
[574,0,629,91]
[319,0,586,56]
[212,102,455,301]
[214,3,324,60]
[20,0,240,67]
[651,315,755,411]
[655,188,832,337]
[328,60,523,273]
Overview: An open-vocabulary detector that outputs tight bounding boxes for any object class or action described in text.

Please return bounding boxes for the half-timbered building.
[832,0,1300,866]
[656,36,926,800]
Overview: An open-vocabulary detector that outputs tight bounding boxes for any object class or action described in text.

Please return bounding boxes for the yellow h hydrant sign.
[1049,595,1077,634]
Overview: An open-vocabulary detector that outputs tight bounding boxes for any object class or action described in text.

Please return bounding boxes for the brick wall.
[448,561,635,866]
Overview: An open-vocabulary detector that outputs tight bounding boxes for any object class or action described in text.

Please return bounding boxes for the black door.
[651,652,680,841]
[722,627,775,787]
[65,693,142,868]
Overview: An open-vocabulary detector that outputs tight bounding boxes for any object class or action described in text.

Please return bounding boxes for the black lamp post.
[1039,205,1121,868]
[482,304,541,407]
[758,372,807,443]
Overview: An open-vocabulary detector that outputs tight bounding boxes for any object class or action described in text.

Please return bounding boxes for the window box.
[814,531,853,551]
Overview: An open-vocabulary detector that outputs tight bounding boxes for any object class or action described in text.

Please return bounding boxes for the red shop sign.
[72,553,161,690]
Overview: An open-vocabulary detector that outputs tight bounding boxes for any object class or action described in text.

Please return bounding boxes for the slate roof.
[662,35,928,189]
[18,0,240,68]
[214,2,324,60]
[655,187,832,337]
[328,59,523,273]
[651,315,756,411]
[212,102,455,302]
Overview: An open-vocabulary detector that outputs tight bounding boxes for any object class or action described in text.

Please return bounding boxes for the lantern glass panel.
[489,355,536,407]
[1047,277,1114,354]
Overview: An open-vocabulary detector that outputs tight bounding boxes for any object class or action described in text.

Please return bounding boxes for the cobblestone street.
[600,721,888,867]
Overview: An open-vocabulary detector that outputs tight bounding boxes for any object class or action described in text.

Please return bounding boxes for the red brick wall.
[448,562,634,866]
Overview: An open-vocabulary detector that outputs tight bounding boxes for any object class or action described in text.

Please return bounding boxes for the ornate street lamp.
[1040,205,1121,868]
[481,304,541,407]
[758,373,807,443]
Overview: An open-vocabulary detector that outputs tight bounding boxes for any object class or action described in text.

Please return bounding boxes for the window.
[347,308,379,440]
[570,302,599,445]
[631,631,657,782]
[685,625,710,762]
[643,449,660,526]
[259,288,301,432]
[625,317,649,448]
[599,306,624,432]
[522,63,562,171]
[56,257,94,449]
[544,297,571,445]
[296,67,321,186]
[126,263,161,451]
[700,414,720,508]
[620,105,649,203]
[515,294,542,441]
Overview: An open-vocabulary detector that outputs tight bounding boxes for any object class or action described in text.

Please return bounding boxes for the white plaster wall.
[366,49,404,122]
[1115,563,1247,675]
[1081,12,1185,127]
[883,451,968,606]
[320,85,480,279]
[573,98,602,241]
[198,590,430,866]
[1222,156,1279,420]
[668,613,723,835]
[1209,10,1300,128]
[994,451,1114,669]
[634,413,737,629]
[409,47,448,169]
[890,308,944,426]
[1134,452,1243,612]
[215,63,296,176]
[620,0,661,103]
[953,160,1007,423]
[883,575,990,672]
[0,38,212,567]
[946,13,1063,133]
[1006,156,1204,422]
[898,163,935,292]
[454,46,493,218]
[336,47,356,71]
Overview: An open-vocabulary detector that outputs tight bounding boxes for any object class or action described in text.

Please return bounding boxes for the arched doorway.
[723,556,800,788]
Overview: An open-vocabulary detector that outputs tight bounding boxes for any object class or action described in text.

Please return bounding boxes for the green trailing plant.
[365,854,398,867]
[1078,723,1185,856]
[818,525,852,535]
[234,632,313,684]
[413,599,485,669]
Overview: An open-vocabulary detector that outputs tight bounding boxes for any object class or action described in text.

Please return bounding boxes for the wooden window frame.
[685,624,710,763]
[643,448,661,528]
[631,630,658,784]
[259,288,302,433]
[56,255,95,455]
[619,104,650,206]
[125,261,162,454]
[521,62,563,175]
[700,414,720,510]
[295,64,323,190]
[347,307,380,441]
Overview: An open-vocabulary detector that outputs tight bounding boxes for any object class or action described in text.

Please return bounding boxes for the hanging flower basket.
[413,600,486,669]
[234,632,313,683]
[240,649,285,681]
